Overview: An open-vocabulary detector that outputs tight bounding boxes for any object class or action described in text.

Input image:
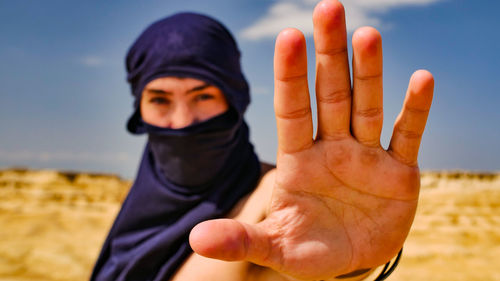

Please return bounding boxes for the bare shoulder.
[171,164,276,281]
[228,162,276,223]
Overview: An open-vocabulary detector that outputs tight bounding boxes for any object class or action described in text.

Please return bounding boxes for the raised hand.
[189,0,434,280]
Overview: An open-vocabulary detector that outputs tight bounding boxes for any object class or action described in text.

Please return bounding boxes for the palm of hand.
[266,138,419,278]
[190,0,433,280]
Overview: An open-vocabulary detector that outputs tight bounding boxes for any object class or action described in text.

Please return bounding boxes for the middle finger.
[314,0,352,140]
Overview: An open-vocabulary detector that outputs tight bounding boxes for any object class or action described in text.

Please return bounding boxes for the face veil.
[146,108,241,189]
[90,12,261,281]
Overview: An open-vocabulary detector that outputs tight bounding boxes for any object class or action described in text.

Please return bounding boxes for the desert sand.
[0,168,499,280]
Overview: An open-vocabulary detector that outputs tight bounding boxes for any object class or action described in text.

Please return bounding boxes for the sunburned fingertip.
[277,28,305,49]
[352,27,382,56]
[413,70,435,87]
[189,219,248,261]
[409,70,434,100]
[313,0,345,28]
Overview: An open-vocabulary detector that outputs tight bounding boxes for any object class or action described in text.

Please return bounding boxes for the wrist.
[330,248,403,281]
[333,268,373,280]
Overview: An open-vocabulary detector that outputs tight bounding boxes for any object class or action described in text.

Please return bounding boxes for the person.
[90,0,434,280]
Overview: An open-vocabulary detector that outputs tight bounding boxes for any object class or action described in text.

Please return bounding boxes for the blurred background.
[1,0,499,280]
[1,0,499,177]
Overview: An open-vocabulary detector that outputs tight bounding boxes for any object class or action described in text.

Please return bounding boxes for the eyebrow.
[145,83,212,95]
[186,83,211,93]
[146,89,171,95]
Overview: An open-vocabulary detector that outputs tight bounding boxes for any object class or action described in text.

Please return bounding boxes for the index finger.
[274,29,313,154]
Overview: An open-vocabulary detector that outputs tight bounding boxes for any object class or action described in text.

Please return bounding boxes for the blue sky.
[1,0,499,178]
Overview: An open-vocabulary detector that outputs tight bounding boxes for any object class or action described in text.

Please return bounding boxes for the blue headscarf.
[90,12,261,281]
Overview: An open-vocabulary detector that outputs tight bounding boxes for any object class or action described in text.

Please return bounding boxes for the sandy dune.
[0,169,498,280]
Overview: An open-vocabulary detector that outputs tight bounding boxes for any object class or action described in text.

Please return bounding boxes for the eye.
[149,97,170,105]
[195,93,215,101]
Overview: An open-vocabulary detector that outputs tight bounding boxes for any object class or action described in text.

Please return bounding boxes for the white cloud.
[241,2,313,40]
[240,0,443,40]
[79,55,104,67]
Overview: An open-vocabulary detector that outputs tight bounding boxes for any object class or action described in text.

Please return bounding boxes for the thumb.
[189,218,273,265]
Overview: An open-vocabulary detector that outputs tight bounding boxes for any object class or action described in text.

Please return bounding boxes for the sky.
[1,0,499,179]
